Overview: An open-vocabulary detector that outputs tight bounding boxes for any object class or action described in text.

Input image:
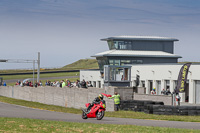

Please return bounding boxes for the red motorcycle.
[82,100,106,120]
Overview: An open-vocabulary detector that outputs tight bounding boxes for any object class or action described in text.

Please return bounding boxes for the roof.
[101,36,179,41]
[92,50,182,58]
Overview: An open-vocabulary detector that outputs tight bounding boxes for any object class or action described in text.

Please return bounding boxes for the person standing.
[176,93,181,106]
[62,80,66,88]
[109,92,121,111]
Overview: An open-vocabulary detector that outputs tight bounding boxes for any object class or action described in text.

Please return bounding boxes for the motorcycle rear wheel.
[82,111,88,119]
[96,111,104,120]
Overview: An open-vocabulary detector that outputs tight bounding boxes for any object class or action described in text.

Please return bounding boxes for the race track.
[0,102,200,130]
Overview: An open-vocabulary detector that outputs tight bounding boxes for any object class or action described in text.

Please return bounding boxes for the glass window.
[141,81,145,87]
[104,66,131,82]
[124,68,129,81]
[115,68,124,81]
[125,41,132,49]
[114,42,118,49]
[121,60,131,65]
[107,41,115,50]
[165,80,170,90]
[137,60,143,64]
[132,60,137,63]
[97,57,108,71]
[109,68,115,81]
[114,60,120,66]
[93,81,96,87]
[109,60,114,66]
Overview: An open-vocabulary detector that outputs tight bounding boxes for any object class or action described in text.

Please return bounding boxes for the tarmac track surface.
[0,102,200,130]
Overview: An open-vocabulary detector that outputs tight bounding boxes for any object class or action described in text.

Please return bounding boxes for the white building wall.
[131,64,200,104]
[80,70,104,88]
[81,64,200,104]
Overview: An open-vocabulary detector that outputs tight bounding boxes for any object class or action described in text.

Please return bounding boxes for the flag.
[101,93,112,97]
[176,63,192,93]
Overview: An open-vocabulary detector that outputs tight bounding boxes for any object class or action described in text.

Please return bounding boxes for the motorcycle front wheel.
[96,111,104,120]
[82,111,88,119]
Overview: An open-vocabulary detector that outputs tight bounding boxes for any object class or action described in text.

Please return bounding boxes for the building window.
[93,81,96,87]
[165,80,170,90]
[104,66,131,82]
[113,41,132,50]
[132,60,143,64]
[98,81,101,88]
[108,41,115,50]
[121,60,131,65]
[137,60,143,64]
[97,57,108,72]
[109,60,120,66]
[141,81,145,87]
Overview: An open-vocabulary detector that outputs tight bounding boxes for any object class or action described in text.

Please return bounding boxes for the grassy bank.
[2,72,79,80]
[1,96,200,122]
[0,117,199,133]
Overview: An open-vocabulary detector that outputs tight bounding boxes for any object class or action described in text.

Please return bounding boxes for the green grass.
[0,59,98,74]
[0,96,81,114]
[62,59,98,70]
[1,96,200,123]
[2,72,79,80]
[0,117,199,133]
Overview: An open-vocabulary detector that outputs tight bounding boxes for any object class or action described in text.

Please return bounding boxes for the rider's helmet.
[98,94,104,100]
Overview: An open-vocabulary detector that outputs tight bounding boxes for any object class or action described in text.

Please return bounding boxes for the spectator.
[60,80,63,88]
[176,93,181,106]
[56,81,60,87]
[67,80,71,87]
[76,79,80,88]
[161,89,166,95]
[20,81,24,87]
[151,89,156,95]
[81,79,87,88]
[39,80,42,86]
[3,82,6,86]
[15,82,19,86]
[62,80,66,88]
[86,81,93,87]
[35,82,38,88]
[166,89,171,95]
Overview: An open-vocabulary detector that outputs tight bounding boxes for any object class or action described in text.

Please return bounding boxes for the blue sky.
[0,0,200,69]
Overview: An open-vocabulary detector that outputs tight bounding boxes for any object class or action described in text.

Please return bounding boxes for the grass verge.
[1,96,200,122]
[0,117,199,133]
[2,72,79,80]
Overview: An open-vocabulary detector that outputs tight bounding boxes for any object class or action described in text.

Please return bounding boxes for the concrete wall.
[134,93,172,105]
[0,86,115,111]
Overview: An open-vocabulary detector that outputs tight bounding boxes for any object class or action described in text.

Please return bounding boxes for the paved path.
[0,102,200,130]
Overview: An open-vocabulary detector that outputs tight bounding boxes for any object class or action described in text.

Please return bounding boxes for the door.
[148,80,153,94]
[195,81,200,104]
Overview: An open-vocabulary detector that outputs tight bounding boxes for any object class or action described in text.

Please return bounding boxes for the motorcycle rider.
[85,94,104,114]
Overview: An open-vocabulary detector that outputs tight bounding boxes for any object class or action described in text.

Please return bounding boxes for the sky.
[0,0,200,69]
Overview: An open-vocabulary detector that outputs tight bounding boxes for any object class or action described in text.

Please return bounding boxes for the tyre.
[188,110,197,116]
[96,111,105,120]
[82,111,88,119]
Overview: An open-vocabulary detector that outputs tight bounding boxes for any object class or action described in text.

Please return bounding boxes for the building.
[80,36,200,104]
[92,36,181,73]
